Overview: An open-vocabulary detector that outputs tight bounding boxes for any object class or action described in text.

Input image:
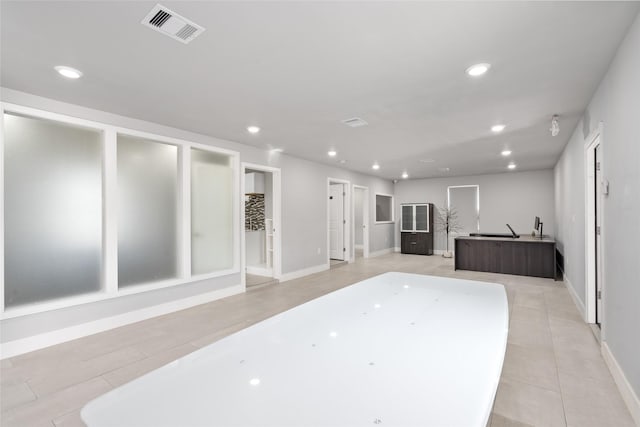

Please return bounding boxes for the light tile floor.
[0,253,635,427]
[330,258,348,268]
[245,273,278,288]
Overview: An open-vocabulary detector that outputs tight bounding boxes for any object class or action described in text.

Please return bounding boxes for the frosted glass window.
[401,205,413,231]
[118,135,178,287]
[4,113,102,307]
[191,149,233,275]
[416,205,429,231]
[375,194,393,222]
[448,186,479,234]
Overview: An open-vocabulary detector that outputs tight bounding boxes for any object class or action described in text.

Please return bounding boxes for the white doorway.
[327,178,351,265]
[241,163,282,288]
[329,183,345,260]
[585,125,604,326]
[595,143,604,326]
[353,185,369,259]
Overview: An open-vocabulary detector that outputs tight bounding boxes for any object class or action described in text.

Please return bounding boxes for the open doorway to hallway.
[353,185,369,259]
[328,178,351,268]
[242,163,282,288]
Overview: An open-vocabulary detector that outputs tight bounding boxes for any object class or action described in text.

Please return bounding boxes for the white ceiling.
[1,1,638,179]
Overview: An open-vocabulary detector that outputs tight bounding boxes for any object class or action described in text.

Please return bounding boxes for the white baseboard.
[563,274,587,321]
[602,341,640,425]
[394,246,401,252]
[245,266,273,277]
[355,244,364,250]
[369,248,394,258]
[279,263,329,282]
[0,284,244,360]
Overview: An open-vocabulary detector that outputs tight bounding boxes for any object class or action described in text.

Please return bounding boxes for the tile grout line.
[547,291,570,427]
[1,255,629,427]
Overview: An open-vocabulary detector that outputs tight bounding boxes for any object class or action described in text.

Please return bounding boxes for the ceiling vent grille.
[142,4,205,44]
[341,117,368,128]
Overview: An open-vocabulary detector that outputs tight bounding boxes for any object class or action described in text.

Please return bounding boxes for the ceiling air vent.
[341,117,368,128]
[141,4,205,44]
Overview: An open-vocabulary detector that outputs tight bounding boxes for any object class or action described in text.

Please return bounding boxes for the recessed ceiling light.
[54,66,82,79]
[269,148,283,154]
[402,172,409,179]
[328,150,337,157]
[339,159,347,164]
[372,163,380,170]
[466,63,491,77]
[508,163,517,170]
[501,150,512,156]
[491,124,506,133]
[247,125,260,134]
[249,378,261,386]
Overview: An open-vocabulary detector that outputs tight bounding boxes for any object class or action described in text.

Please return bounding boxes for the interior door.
[595,143,603,325]
[354,187,365,257]
[329,184,345,260]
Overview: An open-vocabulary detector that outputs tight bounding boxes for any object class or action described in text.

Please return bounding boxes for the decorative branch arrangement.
[435,205,463,257]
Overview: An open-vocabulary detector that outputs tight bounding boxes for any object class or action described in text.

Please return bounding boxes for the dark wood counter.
[454,235,557,279]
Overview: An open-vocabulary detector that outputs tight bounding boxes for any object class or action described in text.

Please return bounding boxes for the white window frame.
[0,102,240,319]
[375,193,395,224]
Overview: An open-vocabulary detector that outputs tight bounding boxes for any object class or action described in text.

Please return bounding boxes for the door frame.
[327,177,351,265]
[352,185,370,259]
[241,163,282,288]
[584,122,605,325]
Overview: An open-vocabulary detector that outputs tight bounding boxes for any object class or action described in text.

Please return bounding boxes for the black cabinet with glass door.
[400,203,434,255]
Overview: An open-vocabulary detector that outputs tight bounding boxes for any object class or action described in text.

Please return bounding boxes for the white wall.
[245,231,265,266]
[554,12,640,404]
[0,88,394,349]
[394,170,555,251]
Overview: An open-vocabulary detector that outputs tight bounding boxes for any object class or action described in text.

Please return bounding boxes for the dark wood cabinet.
[454,237,557,279]
[401,232,433,255]
[400,203,434,255]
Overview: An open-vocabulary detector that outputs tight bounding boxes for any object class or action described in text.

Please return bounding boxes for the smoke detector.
[142,4,205,44]
[341,117,368,128]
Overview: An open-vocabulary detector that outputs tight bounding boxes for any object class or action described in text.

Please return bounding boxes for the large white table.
[82,272,508,427]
